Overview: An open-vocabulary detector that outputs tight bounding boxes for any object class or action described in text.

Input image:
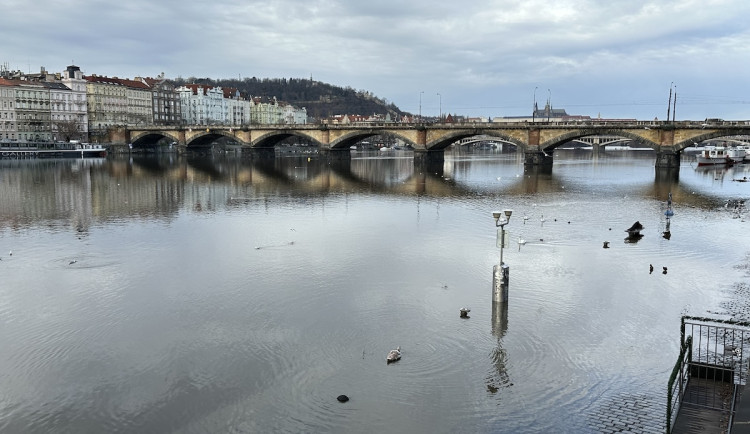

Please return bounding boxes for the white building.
[177,84,226,125]
[60,65,89,139]
[223,87,253,126]
[280,102,307,125]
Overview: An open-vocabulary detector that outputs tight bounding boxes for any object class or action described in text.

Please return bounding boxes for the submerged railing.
[668,316,750,433]
[667,335,692,433]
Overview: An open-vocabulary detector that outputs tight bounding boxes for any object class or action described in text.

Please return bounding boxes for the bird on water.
[386,346,401,364]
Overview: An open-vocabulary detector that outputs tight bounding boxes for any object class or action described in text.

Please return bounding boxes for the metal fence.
[667,335,692,433]
[668,316,750,433]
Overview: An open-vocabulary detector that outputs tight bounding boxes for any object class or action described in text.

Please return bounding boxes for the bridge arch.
[328,130,418,150]
[250,130,324,148]
[673,128,750,151]
[539,128,660,151]
[426,130,525,151]
[570,136,632,148]
[131,130,181,146]
[186,130,242,148]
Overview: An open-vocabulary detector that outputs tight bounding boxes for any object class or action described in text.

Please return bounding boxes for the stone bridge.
[107,120,750,169]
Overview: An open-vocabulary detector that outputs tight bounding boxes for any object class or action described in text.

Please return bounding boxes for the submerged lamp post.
[492,209,513,303]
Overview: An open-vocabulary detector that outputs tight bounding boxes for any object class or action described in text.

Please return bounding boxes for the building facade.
[60,65,89,140]
[2,64,311,141]
[137,75,182,125]
[85,75,128,138]
[119,78,153,127]
[224,87,252,126]
[176,84,226,125]
[0,78,18,141]
[16,81,51,142]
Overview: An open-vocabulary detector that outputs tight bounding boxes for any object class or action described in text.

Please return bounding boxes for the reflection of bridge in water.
[0,153,740,234]
[109,120,750,172]
[135,153,734,205]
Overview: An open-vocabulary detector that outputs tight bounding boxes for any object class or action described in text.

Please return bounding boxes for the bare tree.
[53,120,84,142]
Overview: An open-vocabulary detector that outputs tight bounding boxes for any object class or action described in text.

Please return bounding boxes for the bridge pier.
[655,167,680,183]
[241,147,276,160]
[414,150,445,176]
[524,151,553,167]
[655,151,681,169]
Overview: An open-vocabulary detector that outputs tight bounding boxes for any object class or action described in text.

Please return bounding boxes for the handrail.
[667,336,692,433]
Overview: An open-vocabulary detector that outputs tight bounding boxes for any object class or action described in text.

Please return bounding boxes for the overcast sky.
[4,0,750,120]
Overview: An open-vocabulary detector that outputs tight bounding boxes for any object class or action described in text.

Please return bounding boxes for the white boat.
[696,146,730,166]
[733,145,750,163]
[727,146,747,163]
[0,141,108,159]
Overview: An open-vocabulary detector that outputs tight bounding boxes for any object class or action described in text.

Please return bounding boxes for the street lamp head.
[504,209,513,220]
[492,210,509,227]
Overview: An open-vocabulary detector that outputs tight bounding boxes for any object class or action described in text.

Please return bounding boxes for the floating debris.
[460,307,471,318]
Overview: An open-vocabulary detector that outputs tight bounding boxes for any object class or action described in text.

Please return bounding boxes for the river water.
[1,149,749,433]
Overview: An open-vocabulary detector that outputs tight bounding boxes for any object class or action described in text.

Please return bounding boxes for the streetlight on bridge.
[533,86,538,123]
[492,209,513,303]
[419,91,424,123]
[437,93,442,122]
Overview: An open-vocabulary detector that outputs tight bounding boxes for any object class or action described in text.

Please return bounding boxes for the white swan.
[386,346,401,364]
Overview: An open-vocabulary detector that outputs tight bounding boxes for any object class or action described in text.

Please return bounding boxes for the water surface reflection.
[0,150,748,433]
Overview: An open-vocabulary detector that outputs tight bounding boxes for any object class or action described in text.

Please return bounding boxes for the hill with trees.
[172,76,406,121]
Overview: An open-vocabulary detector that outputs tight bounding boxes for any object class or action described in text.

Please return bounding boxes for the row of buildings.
[0,65,308,143]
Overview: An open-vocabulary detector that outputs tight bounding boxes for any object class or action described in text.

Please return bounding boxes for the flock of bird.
[517,213,670,276]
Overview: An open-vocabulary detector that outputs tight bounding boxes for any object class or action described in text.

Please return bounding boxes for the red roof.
[0,78,22,87]
[84,75,149,89]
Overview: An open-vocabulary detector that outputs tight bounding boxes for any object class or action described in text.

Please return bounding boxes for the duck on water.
[386,346,401,364]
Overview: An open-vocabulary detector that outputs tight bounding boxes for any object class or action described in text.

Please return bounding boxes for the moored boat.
[0,141,107,159]
[696,146,730,166]
[727,146,747,163]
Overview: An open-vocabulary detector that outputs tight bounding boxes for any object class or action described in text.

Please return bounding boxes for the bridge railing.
[165,120,750,129]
